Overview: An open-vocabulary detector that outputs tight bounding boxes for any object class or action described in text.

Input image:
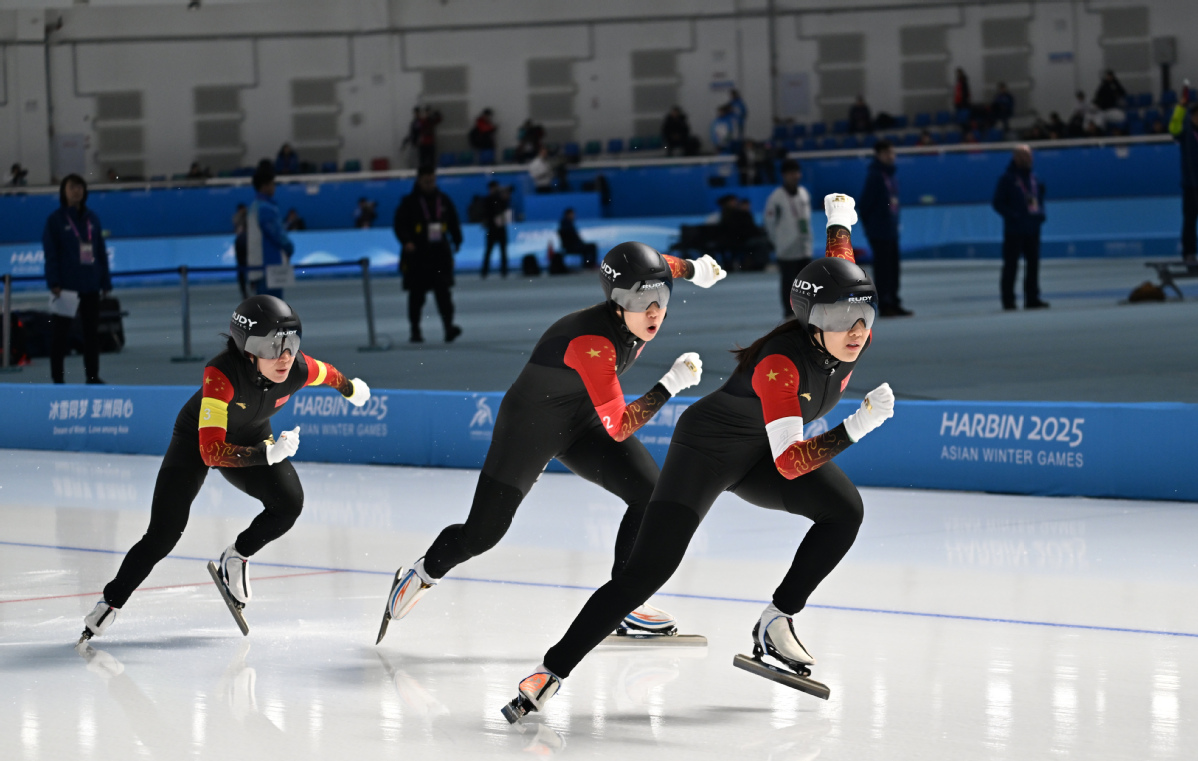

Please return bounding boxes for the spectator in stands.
[393,165,463,343]
[662,106,695,156]
[402,106,423,168]
[232,203,250,299]
[529,147,555,193]
[1094,69,1127,111]
[717,196,771,270]
[481,181,511,278]
[1069,91,1103,136]
[1168,94,1198,263]
[417,108,442,168]
[43,173,110,384]
[516,118,545,162]
[860,140,912,317]
[275,143,300,175]
[469,108,498,154]
[848,96,873,133]
[954,68,972,113]
[285,208,307,231]
[737,139,771,185]
[763,159,813,319]
[186,161,210,180]
[1046,112,1066,139]
[352,198,376,229]
[9,163,28,186]
[726,89,748,139]
[991,82,1015,133]
[246,161,295,299]
[558,207,598,269]
[711,105,737,154]
[992,145,1048,309]
[917,129,936,146]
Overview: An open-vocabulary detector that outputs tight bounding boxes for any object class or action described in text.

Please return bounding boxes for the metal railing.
[0,258,391,373]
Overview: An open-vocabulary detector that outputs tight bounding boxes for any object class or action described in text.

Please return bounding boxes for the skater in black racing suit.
[503,194,897,716]
[377,244,728,642]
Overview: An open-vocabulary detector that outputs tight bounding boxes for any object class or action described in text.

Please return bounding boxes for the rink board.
[1,383,1194,503]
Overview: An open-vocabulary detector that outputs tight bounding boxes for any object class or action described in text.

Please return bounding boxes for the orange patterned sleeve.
[563,334,669,442]
[303,354,354,396]
[825,225,855,262]
[663,254,695,280]
[197,367,267,467]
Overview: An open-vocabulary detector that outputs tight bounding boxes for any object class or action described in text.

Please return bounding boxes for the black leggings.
[543,406,863,678]
[421,392,660,580]
[102,434,304,609]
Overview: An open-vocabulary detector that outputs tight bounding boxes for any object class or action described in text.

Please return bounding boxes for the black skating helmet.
[790,257,877,336]
[229,295,302,359]
[599,241,673,312]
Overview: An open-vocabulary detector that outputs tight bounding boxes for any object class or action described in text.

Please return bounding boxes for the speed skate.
[732,654,830,700]
[206,561,249,635]
[600,603,707,647]
[733,605,829,699]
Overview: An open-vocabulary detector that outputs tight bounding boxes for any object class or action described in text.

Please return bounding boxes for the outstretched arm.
[665,252,726,288]
[823,193,857,263]
[304,354,371,406]
[564,335,671,442]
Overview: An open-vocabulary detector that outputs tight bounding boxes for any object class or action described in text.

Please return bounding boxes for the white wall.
[0,0,1194,184]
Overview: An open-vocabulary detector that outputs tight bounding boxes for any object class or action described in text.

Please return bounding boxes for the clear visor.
[809,300,876,333]
[610,280,671,312]
[244,330,301,360]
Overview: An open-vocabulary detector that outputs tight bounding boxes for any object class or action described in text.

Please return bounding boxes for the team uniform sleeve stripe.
[198,398,229,430]
[765,416,805,460]
[306,357,328,387]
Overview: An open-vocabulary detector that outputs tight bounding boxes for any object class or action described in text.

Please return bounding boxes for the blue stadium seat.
[984,128,1003,142]
[955,108,971,124]
[343,159,361,172]
[914,112,932,128]
[607,138,624,154]
[584,140,602,157]
[320,161,338,173]
[1137,93,1152,108]
[457,151,475,165]
[943,131,962,144]
[883,134,901,145]
[790,124,807,138]
[801,138,818,151]
[893,115,909,129]
[772,124,789,141]
[647,135,663,150]
[902,133,919,146]
[863,134,879,147]
[842,135,860,149]
[819,137,840,149]
[478,149,496,165]
[810,122,827,137]
[833,120,850,134]
[563,142,581,159]
[1160,90,1178,109]
[502,147,517,163]
[935,110,952,126]
[1144,108,1162,124]
[1128,121,1147,136]
[438,152,456,167]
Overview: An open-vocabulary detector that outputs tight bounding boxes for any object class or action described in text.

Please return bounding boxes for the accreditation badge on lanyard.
[1020,175,1041,214]
[421,196,444,242]
[68,215,95,265]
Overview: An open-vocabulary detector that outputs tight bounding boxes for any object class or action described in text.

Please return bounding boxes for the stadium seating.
[607,138,624,154]
[584,140,602,157]
[343,160,361,173]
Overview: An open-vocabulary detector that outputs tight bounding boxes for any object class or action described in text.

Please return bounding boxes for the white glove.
[688,254,727,288]
[265,426,301,465]
[841,383,894,443]
[824,193,858,230]
[658,352,702,396]
[346,377,371,407]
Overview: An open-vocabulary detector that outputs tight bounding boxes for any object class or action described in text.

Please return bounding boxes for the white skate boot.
[78,600,119,645]
[605,602,707,646]
[733,603,829,700]
[220,544,252,604]
[620,603,678,635]
[501,664,562,724]
[376,558,437,644]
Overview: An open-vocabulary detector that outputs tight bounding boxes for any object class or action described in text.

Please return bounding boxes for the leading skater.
[79,295,372,642]
[501,194,896,720]
[377,244,727,642]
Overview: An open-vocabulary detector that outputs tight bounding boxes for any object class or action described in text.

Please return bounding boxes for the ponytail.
[730,319,808,373]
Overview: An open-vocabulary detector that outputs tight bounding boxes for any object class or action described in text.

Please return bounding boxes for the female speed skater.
[78,295,372,643]
[376,244,728,643]
[501,194,897,722]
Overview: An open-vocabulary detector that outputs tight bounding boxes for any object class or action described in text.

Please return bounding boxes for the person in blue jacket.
[246,162,295,299]
[858,141,911,317]
[992,145,1048,310]
[43,174,111,384]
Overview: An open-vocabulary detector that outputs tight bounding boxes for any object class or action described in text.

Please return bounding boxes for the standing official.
[43,174,111,385]
[764,159,813,319]
[246,162,295,300]
[394,166,464,343]
[481,181,511,278]
[992,145,1048,310]
[1168,91,1198,263]
[859,141,911,317]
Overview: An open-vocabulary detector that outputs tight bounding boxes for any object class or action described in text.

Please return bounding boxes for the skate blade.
[207,561,250,636]
[601,631,707,647]
[732,654,830,700]
[375,569,403,645]
[76,629,93,647]
[500,698,529,725]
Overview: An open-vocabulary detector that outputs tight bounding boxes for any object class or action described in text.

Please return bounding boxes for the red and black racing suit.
[420,257,695,580]
[543,226,869,678]
[101,346,354,608]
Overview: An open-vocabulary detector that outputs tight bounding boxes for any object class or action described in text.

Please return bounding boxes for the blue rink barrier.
[3,384,1195,503]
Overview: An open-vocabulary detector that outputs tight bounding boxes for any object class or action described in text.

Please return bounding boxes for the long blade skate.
[601,628,708,646]
[207,561,249,636]
[732,654,830,700]
[375,569,402,644]
[501,694,534,725]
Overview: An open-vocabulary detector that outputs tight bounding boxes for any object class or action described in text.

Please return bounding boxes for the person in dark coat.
[858,141,911,317]
[558,207,598,268]
[43,174,111,384]
[1168,95,1198,263]
[481,181,510,278]
[662,106,693,157]
[394,165,464,343]
[992,145,1048,310]
[848,96,872,133]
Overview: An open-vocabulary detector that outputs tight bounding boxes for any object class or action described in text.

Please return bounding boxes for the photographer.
[481,181,512,278]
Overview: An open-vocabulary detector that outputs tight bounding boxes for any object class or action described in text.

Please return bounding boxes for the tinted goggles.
[244,329,301,360]
[609,280,671,312]
[809,300,876,333]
